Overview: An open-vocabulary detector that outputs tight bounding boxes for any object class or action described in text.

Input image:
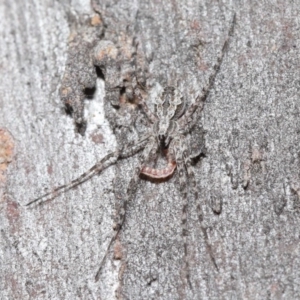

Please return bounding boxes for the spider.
[27,14,236,283]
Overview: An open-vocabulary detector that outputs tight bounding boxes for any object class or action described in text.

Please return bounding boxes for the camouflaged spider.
[27,15,235,282]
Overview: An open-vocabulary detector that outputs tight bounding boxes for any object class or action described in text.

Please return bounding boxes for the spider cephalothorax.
[140,86,191,180]
[154,87,184,146]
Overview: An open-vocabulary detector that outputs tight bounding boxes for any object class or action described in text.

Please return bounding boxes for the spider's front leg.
[178,96,204,135]
[179,13,236,134]
[26,137,149,207]
[136,91,158,124]
[95,135,158,281]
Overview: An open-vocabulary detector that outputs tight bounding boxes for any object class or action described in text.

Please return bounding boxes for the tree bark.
[1,0,300,299]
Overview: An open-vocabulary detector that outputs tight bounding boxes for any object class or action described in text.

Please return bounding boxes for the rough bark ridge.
[1,0,300,299]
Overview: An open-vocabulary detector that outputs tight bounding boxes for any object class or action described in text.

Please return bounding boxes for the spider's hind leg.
[183,147,219,272]
[95,136,158,281]
[170,138,193,291]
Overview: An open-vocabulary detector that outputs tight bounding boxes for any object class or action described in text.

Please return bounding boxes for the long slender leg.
[136,92,158,124]
[120,135,149,158]
[178,13,236,132]
[26,137,149,206]
[95,136,157,281]
[178,96,204,135]
[171,138,192,290]
[183,149,218,270]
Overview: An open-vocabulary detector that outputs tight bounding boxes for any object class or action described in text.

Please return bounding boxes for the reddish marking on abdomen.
[141,160,176,179]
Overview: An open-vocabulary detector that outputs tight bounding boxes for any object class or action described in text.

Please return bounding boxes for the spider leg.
[183,148,218,271]
[170,137,192,289]
[26,138,149,206]
[120,135,149,158]
[95,135,157,281]
[178,96,204,135]
[136,91,158,124]
[178,13,236,132]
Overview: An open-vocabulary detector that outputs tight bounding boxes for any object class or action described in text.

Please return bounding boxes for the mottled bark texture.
[1,0,300,299]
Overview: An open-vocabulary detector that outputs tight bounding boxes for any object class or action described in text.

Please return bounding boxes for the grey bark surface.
[1,0,300,299]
